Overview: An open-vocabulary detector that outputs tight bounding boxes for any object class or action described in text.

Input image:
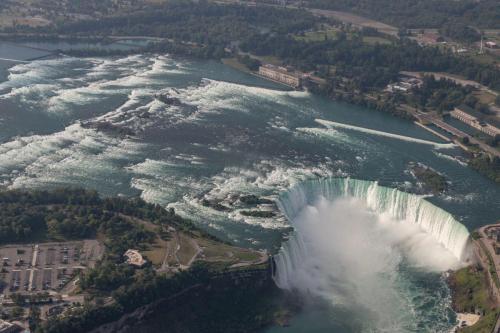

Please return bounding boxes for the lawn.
[177,233,199,266]
[469,52,499,67]
[472,90,497,104]
[450,265,499,332]
[198,238,261,263]
[222,58,252,73]
[294,29,340,42]
[253,55,282,66]
[143,241,167,267]
[363,36,392,45]
[452,266,492,312]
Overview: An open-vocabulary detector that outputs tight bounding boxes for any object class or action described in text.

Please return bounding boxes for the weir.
[274,178,471,288]
[315,119,456,148]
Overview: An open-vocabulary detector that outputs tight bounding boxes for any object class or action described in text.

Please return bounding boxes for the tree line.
[0,188,189,247]
[303,0,500,29]
[6,1,499,93]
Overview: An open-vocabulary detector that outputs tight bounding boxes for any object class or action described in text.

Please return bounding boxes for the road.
[475,225,500,332]
[478,226,500,292]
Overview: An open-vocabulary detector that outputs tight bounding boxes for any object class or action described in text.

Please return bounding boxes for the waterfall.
[275,178,470,289]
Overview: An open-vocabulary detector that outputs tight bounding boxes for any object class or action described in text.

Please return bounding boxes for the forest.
[32,3,500,93]
[241,34,500,91]
[0,188,280,333]
[469,155,500,183]
[0,188,282,333]
[408,76,478,113]
[41,1,317,43]
[303,0,500,29]
[5,2,499,93]
[0,187,189,252]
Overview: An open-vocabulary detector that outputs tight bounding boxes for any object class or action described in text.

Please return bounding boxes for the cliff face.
[90,263,290,333]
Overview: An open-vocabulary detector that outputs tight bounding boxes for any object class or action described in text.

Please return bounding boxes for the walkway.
[475,224,500,332]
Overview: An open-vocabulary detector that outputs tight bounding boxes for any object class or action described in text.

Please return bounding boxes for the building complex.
[258,64,302,88]
[450,106,500,137]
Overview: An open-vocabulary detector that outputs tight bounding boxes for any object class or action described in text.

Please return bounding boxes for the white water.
[274,178,470,332]
[316,119,456,149]
[0,58,29,63]
[277,178,470,261]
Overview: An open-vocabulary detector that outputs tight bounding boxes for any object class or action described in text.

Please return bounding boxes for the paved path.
[476,225,500,332]
[478,226,500,290]
[28,245,39,291]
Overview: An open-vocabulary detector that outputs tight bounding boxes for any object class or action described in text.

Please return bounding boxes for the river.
[0,42,498,332]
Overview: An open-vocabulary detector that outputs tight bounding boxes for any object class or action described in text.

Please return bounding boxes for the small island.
[409,162,448,194]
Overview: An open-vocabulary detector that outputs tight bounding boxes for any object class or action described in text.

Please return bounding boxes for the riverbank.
[90,267,300,333]
[448,265,499,332]
[223,55,500,185]
[448,223,500,332]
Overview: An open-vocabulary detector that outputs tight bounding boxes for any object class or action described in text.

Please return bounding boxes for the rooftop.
[260,64,301,77]
[0,319,20,333]
[124,249,147,267]
[455,105,500,130]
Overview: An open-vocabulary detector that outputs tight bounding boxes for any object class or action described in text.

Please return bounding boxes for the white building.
[124,249,147,268]
[258,64,302,88]
[0,320,21,333]
[485,41,497,49]
[450,106,500,137]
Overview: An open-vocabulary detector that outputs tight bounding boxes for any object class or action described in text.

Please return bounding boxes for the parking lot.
[0,240,103,295]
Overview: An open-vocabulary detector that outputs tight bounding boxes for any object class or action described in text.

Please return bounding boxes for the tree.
[28,306,41,331]
[10,293,25,306]
[487,134,500,147]
[475,103,492,115]
[10,306,24,319]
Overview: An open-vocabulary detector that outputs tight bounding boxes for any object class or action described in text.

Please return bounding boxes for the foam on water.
[162,160,337,230]
[128,158,208,204]
[433,151,468,167]
[296,126,362,148]
[0,124,148,192]
[316,119,456,148]
[274,178,468,332]
[175,79,308,114]
[0,58,74,91]
[0,54,188,115]
[277,178,470,261]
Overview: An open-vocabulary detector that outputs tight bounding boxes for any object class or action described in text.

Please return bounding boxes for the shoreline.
[448,223,500,332]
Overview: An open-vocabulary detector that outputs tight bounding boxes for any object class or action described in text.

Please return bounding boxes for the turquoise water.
[0,44,498,332]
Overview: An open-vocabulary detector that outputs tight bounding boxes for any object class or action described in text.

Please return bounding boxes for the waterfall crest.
[275,178,470,289]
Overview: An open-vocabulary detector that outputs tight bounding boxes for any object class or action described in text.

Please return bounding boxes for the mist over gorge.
[274,178,470,332]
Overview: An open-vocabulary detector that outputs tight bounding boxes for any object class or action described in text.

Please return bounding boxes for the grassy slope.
[450,265,499,332]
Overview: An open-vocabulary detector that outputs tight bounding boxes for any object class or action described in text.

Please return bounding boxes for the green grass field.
[294,29,340,42]
[363,36,392,45]
[450,265,499,332]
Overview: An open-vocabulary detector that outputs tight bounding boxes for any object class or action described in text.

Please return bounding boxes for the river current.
[0,43,498,332]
